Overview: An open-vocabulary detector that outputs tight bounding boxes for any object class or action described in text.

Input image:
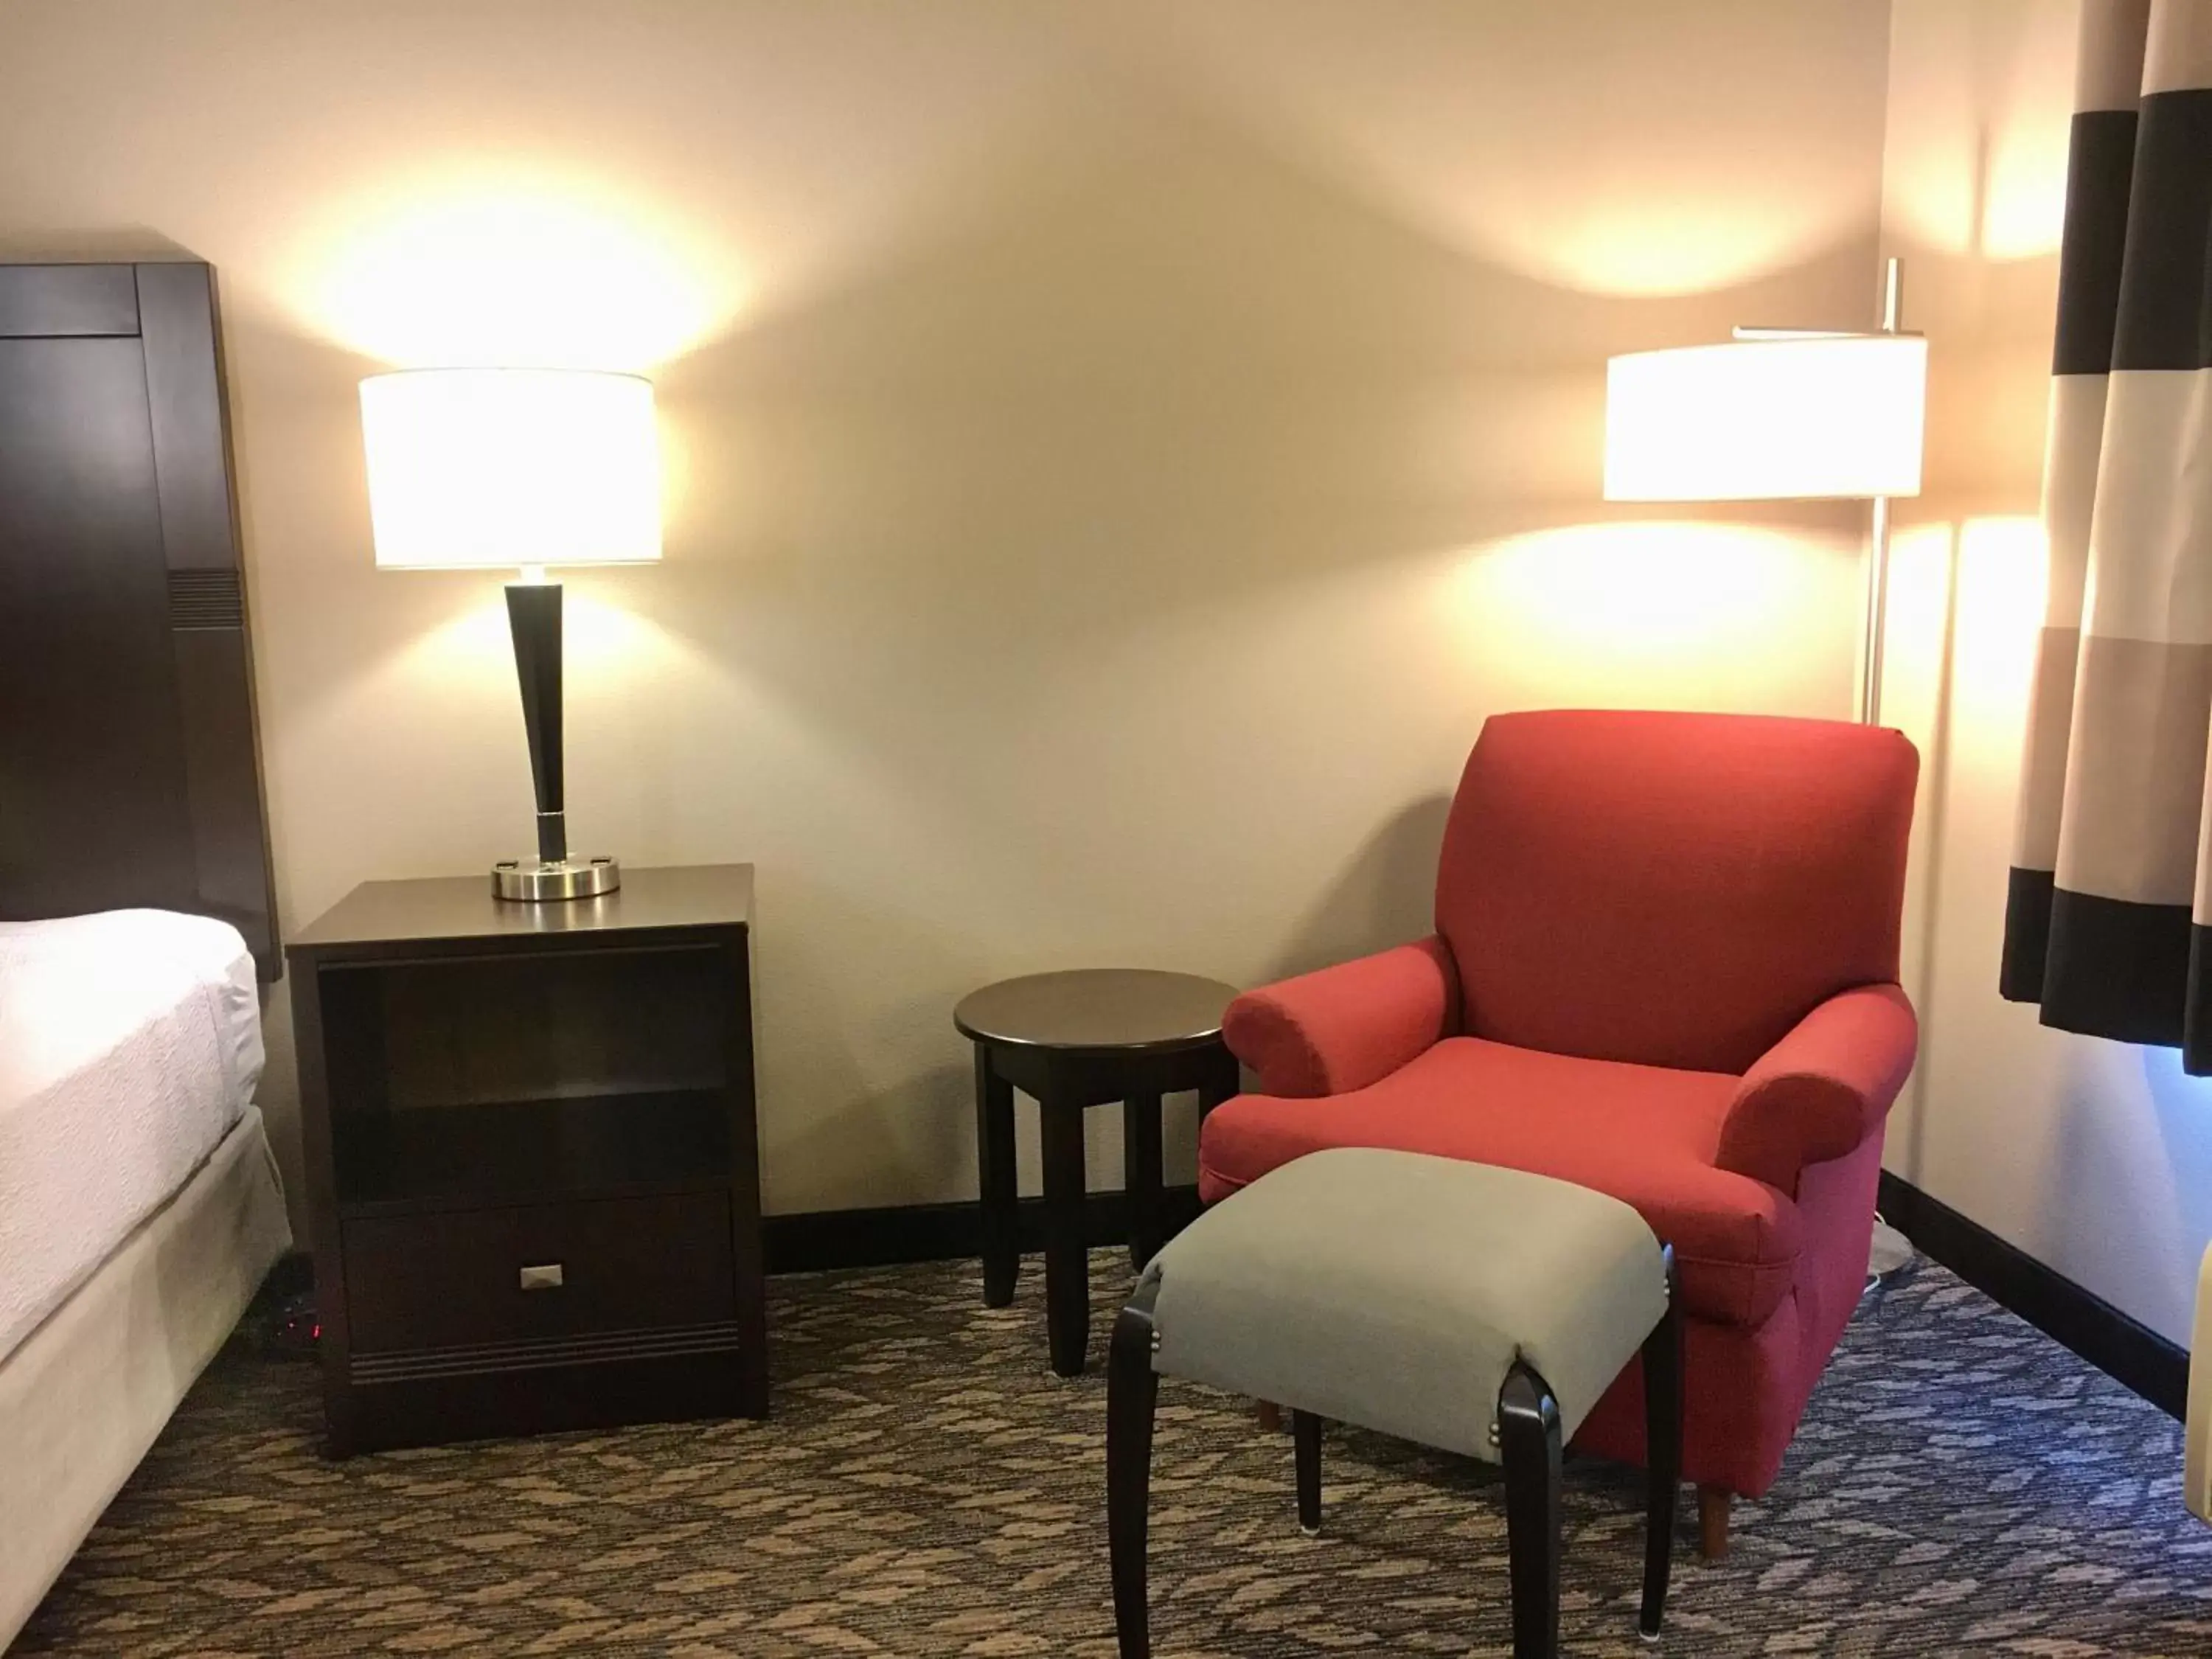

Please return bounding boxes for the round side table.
[954,969,1241,1377]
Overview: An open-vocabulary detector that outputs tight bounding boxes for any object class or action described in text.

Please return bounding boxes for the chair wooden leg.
[1107,1279,1161,1659]
[1292,1410,1323,1534]
[1697,1484,1733,1559]
[1255,1399,1283,1433]
[1641,1245,1682,1638]
[1499,1363,1562,1659]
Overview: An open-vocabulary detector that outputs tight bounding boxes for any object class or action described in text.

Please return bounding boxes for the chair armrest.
[1716,984,1918,1192]
[1222,936,1458,1098]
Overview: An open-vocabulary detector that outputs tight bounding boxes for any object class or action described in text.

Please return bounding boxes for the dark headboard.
[0,262,279,975]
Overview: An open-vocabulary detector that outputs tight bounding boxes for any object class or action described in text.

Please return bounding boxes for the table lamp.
[1604,259,1927,724]
[359,367,661,900]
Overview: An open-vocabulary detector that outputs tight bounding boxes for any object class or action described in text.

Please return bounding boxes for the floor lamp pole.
[1863,254,1916,1285]
[1860,256,1904,726]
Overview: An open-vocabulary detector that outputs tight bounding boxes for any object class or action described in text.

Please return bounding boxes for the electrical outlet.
[2188,1243,2212,1523]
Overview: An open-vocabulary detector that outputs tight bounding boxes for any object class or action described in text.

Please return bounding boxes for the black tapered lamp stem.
[505,580,567,864]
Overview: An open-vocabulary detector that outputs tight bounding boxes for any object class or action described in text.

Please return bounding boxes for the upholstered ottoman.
[1106,1147,1682,1659]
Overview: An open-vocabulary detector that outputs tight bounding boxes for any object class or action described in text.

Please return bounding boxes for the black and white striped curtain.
[2002,0,2212,1070]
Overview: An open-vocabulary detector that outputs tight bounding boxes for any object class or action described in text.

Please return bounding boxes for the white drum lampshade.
[1603,335,1927,504]
[359,368,661,571]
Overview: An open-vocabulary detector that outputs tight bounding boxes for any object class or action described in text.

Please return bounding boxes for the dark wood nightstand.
[288,864,766,1455]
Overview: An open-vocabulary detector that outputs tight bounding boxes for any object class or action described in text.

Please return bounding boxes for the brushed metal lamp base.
[492,855,620,902]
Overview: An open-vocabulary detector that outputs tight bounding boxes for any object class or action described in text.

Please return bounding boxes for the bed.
[0,914,291,1647]
[0,262,287,1651]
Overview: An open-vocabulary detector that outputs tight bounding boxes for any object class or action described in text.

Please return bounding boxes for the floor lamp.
[1602,258,1928,724]
[1603,259,1928,1278]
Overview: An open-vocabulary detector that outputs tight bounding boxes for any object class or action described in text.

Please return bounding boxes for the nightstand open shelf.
[330,1089,733,1217]
[290,865,766,1454]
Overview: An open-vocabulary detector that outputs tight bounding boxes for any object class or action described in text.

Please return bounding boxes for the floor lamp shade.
[1602,335,1927,504]
[360,368,662,570]
[359,367,661,901]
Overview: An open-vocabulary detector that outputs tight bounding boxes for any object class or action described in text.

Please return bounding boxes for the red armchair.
[1203,709,1919,1554]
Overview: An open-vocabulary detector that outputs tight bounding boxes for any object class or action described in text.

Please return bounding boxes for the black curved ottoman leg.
[1293,1410,1323,1534]
[1107,1279,1161,1659]
[1499,1363,1562,1659]
[1641,1245,1683,1641]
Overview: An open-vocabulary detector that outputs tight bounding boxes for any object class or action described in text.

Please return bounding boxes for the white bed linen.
[0,909,264,1362]
[0,1107,290,1652]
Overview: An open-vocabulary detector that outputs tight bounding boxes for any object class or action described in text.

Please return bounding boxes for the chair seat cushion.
[1147,1147,1672,1459]
[1198,1036,1799,1328]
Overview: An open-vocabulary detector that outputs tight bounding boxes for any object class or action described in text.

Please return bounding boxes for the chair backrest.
[1435,709,1918,1075]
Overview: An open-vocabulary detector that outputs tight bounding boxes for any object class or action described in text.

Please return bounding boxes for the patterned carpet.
[16,1252,2212,1658]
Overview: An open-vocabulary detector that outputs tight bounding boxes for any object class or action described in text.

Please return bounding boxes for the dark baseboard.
[1879,1171,2188,1420]
[762,1184,1204,1275]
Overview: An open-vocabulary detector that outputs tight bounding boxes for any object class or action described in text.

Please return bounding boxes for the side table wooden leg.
[974,1045,1018,1307]
[1123,1091,1164,1273]
[1197,1046,1239,1123]
[1040,1097,1091,1377]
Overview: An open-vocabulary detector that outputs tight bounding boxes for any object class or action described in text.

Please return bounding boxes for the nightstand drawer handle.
[518,1263,565,1291]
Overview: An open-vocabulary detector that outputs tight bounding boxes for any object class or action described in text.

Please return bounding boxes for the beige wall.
[0,1,1889,1225]
[1879,0,2212,1346]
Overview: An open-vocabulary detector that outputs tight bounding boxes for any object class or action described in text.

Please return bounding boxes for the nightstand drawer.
[343,1192,737,1355]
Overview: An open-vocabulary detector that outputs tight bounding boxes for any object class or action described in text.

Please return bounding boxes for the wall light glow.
[1879,0,2076,262]
[1464,522,1830,663]
[1873,515,2048,782]
[1951,515,2048,734]
[296,172,740,369]
[1147,3,1889,299]
[397,582,674,693]
[1527,212,1829,301]
[1977,129,2072,262]
[1883,104,2071,263]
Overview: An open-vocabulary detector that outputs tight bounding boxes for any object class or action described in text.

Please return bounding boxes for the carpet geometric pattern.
[16,1253,2212,1657]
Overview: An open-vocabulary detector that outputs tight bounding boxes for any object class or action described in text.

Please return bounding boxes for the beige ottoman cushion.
[1144,1147,1668,1460]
